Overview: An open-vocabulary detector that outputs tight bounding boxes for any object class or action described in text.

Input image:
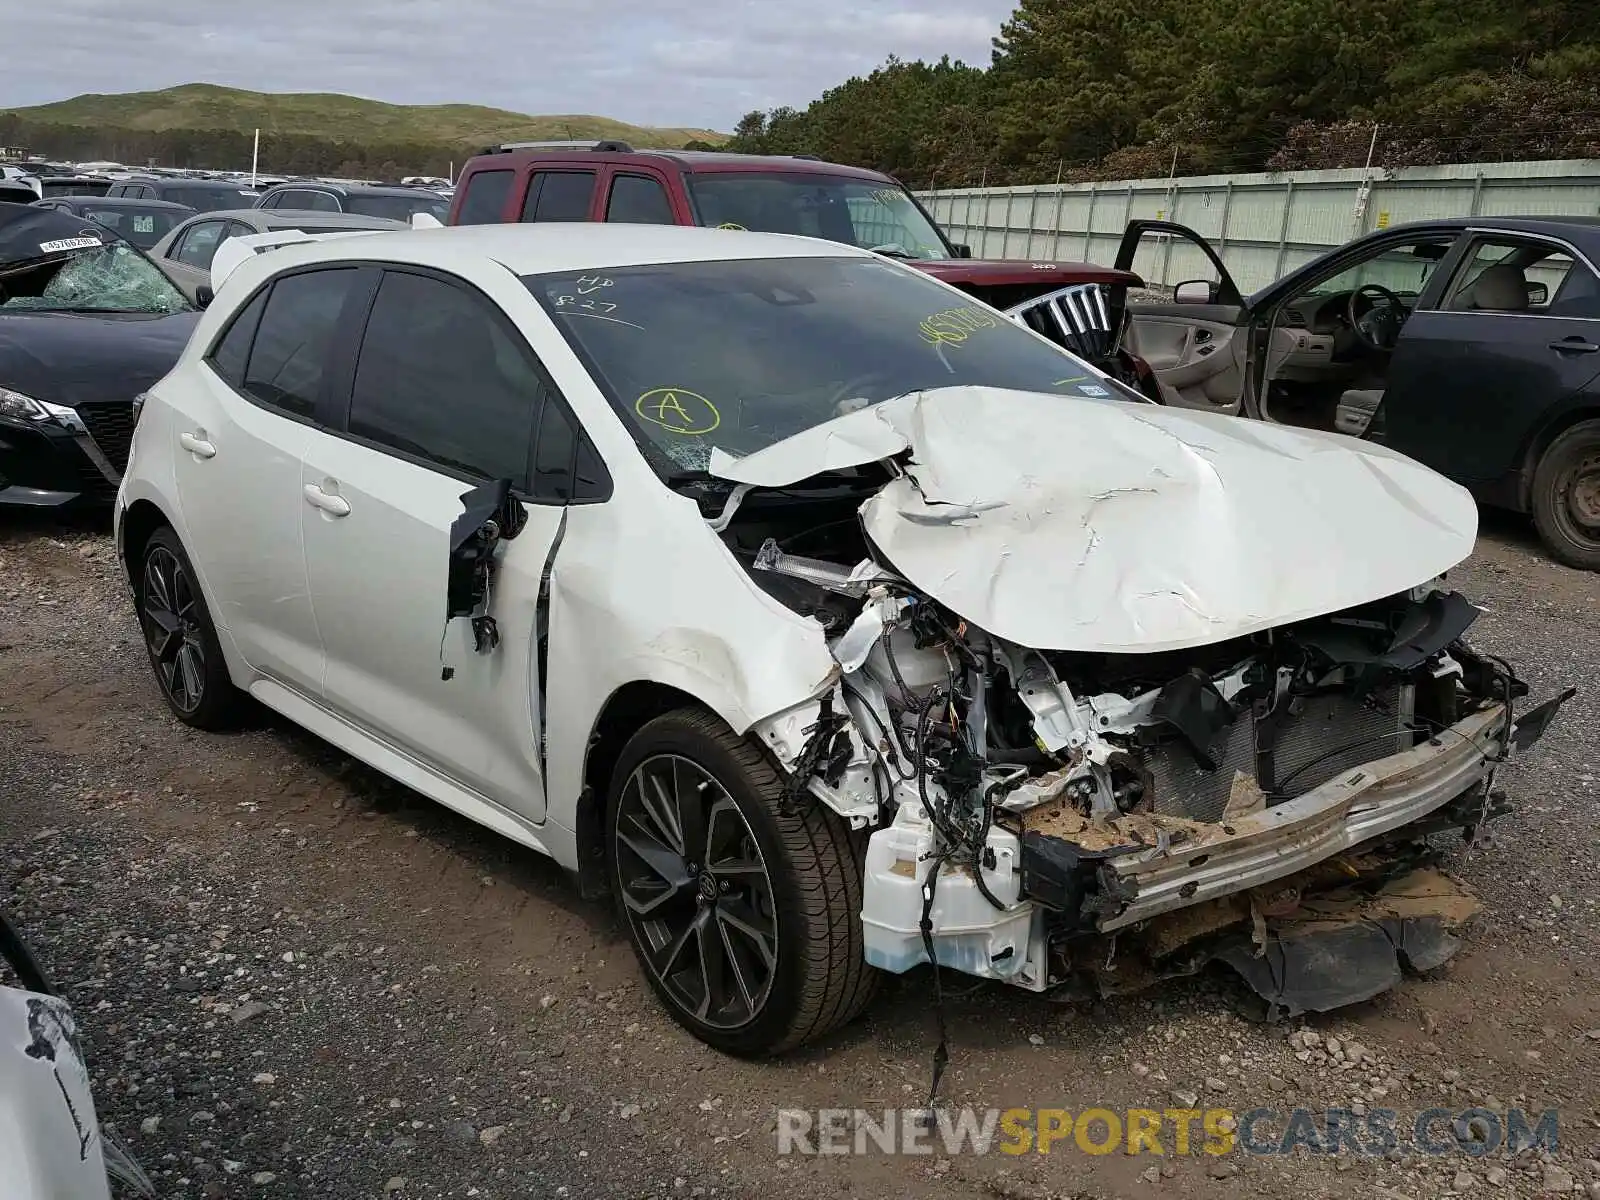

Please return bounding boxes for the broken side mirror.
[952,243,973,259]
[1173,279,1215,305]
[194,284,214,309]
[442,478,527,674]
[1526,281,1549,307]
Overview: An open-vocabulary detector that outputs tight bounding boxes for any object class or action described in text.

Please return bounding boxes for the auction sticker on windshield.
[39,236,103,253]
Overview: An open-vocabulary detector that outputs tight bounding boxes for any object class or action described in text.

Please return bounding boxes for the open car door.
[1114,220,1250,414]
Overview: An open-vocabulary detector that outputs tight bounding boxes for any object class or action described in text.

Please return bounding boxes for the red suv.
[447,141,1158,397]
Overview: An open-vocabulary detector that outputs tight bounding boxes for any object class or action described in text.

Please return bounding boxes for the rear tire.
[607,708,879,1056]
[136,526,244,729]
[1530,420,1600,571]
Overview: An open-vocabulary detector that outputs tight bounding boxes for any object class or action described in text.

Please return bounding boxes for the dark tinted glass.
[606,175,673,224]
[209,289,268,387]
[242,268,357,418]
[457,170,513,225]
[522,172,595,222]
[348,270,541,483]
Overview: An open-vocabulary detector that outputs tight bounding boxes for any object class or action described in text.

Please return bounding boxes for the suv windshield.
[526,256,1127,474]
[686,172,952,261]
[0,238,191,314]
[347,193,448,222]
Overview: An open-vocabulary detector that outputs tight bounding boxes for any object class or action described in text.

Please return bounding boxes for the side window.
[606,174,674,224]
[456,169,514,225]
[347,270,541,484]
[173,221,227,268]
[520,171,596,223]
[259,191,282,209]
[1446,238,1577,314]
[207,288,269,388]
[306,191,343,213]
[242,268,358,419]
[530,395,609,502]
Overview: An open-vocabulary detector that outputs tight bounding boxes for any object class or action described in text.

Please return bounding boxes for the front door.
[298,265,580,822]
[168,267,361,695]
[1384,232,1600,487]
[1114,220,1249,413]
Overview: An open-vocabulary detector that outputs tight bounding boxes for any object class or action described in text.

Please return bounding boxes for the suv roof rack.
[487,139,637,155]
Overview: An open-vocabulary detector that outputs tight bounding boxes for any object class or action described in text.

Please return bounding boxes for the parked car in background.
[0,178,36,206]
[31,174,112,198]
[29,195,195,249]
[1116,216,1600,569]
[0,206,197,507]
[115,223,1568,1054]
[149,208,409,302]
[255,181,449,222]
[105,176,261,213]
[446,142,1164,397]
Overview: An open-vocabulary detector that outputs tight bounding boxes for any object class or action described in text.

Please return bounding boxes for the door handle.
[303,483,351,517]
[179,431,216,458]
[1549,337,1600,354]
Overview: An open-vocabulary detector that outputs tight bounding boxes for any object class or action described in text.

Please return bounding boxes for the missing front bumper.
[1023,704,1508,933]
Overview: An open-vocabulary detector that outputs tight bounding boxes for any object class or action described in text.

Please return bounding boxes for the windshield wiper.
[868,244,919,260]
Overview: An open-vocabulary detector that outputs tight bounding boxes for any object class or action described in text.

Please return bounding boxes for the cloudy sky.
[8,0,1019,132]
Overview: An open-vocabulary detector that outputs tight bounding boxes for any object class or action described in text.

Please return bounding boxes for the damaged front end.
[713,393,1575,1018]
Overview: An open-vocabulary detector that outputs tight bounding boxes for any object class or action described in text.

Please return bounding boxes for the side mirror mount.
[1173,279,1216,305]
[1526,281,1549,307]
[952,243,973,259]
[194,284,214,309]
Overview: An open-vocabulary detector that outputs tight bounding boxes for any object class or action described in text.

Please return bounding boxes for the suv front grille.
[76,402,138,475]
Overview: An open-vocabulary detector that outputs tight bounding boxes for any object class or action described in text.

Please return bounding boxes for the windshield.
[686,172,952,261]
[347,193,448,222]
[0,239,191,314]
[526,256,1127,474]
[180,185,260,213]
[75,205,186,248]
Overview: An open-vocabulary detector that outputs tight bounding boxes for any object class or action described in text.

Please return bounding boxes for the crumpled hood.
[709,387,1478,654]
[0,309,198,409]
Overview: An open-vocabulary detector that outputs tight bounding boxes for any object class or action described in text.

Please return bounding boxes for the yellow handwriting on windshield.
[918,306,1001,349]
[635,387,721,435]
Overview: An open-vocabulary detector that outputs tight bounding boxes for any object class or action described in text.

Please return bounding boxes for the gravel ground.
[2,508,1598,1200]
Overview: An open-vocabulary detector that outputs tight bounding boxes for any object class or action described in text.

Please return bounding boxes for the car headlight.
[0,387,81,429]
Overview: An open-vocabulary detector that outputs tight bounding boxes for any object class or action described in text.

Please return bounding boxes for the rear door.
[1385,232,1600,487]
[168,268,360,694]
[297,264,584,821]
[1114,220,1249,413]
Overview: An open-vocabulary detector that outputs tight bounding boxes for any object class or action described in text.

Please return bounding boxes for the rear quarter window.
[456,169,514,225]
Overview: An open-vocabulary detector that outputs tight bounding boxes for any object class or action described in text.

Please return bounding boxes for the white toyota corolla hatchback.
[115,224,1568,1055]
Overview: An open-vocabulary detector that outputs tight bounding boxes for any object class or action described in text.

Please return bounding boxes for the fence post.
[1022,187,1042,260]
[1218,180,1234,254]
[1469,171,1485,216]
[1050,183,1068,261]
[1081,182,1098,261]
[1274,179,1296,279]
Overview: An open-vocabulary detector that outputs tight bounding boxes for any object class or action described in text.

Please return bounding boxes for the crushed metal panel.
[0,986,114,1200]
[827,386,1479,654]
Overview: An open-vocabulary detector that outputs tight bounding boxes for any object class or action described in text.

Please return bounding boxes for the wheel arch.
[118,497,177,588]
[1513,402,1600,512]
[570,680,715,901]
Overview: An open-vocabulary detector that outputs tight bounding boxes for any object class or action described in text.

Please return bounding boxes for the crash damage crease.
[706,386,1573,1017]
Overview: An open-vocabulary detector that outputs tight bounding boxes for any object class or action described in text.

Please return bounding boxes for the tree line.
[726,0,1600,187]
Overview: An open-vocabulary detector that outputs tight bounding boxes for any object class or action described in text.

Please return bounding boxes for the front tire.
[1530,420,1600,571]
[136,526,243,729]
[607,708,879,1056]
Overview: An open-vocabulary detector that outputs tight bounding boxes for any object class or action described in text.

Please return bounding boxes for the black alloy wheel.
[606,709,879,1056]
[615,753,779,1030]
[136,526,242,729]
[1532,420,1600,572]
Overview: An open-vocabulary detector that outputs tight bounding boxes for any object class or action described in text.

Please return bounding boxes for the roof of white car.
[271,222,874,275]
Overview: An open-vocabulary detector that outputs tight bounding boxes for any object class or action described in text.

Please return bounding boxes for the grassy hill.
[0,83,726,151]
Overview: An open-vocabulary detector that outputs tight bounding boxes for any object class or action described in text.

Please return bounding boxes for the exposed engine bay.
[686,417,1573,1017]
